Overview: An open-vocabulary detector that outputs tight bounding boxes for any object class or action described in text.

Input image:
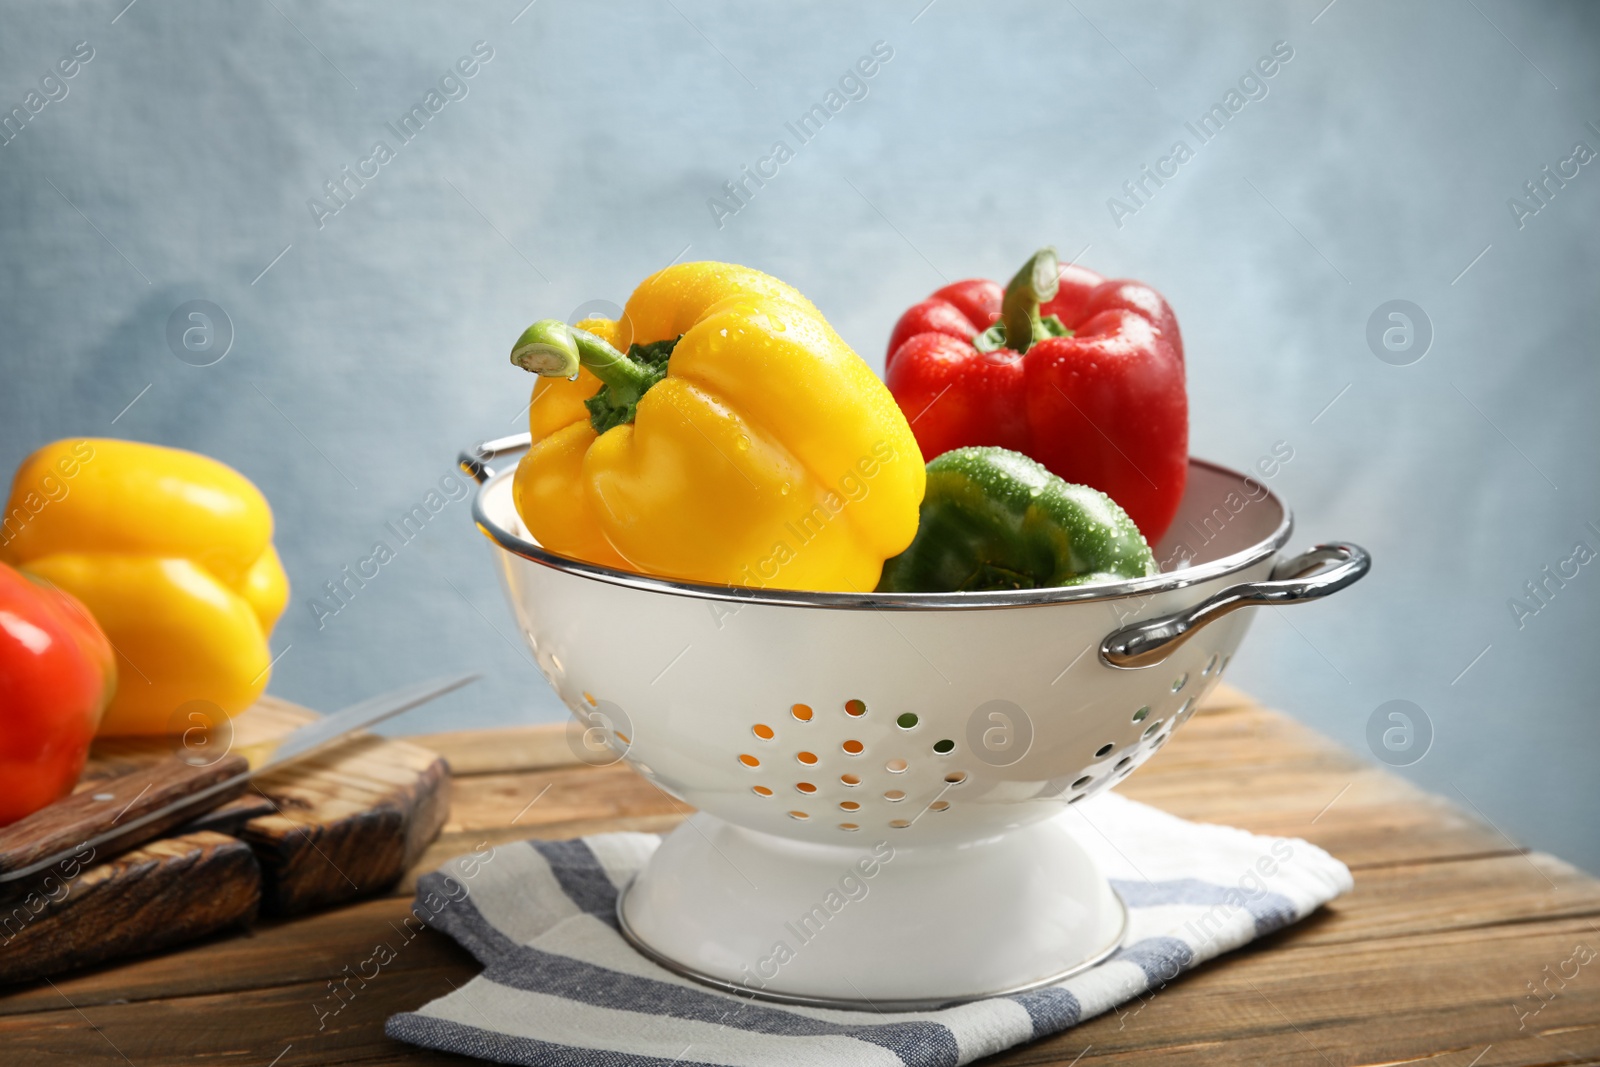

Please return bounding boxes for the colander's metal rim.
[613,878,1130,1012]
[468,445,1294,610]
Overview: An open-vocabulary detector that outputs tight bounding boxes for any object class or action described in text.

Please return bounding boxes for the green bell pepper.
[876,446,1158,592]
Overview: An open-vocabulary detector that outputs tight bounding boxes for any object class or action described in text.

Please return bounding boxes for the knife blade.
[0,673,477,886]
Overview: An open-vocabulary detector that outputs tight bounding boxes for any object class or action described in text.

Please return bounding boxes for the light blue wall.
[2,1,1595,870]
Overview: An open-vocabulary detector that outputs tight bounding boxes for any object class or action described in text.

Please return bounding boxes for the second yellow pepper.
[0,438,288,735]
[511,262,924,592]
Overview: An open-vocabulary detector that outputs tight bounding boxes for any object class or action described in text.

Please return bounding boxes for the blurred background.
[1,1,1595,870]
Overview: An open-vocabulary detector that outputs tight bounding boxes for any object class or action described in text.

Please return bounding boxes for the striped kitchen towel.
[386,793,1351,1066]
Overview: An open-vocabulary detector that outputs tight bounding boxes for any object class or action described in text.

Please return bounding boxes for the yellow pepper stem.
[511,319,668,434]
[512,321,651,391]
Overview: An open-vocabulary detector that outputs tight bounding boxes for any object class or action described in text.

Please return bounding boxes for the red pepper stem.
[1000,247,1062,355]
[510,320,655,399]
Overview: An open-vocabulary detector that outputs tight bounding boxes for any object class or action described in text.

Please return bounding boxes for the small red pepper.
[0,561,116,827]
[885,248,1187,543]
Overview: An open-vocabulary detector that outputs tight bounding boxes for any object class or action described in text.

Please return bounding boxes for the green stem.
[510,320,656,398]
[999,247,1062,355]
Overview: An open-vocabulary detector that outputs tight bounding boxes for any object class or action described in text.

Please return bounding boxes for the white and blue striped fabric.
[387,793,1351,1066]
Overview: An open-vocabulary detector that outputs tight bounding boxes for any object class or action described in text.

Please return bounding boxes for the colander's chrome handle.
[459,432,533,484]
[1100,542,1370,670]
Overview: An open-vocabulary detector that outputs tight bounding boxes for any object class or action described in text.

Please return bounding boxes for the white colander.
[461,434,1368,1009]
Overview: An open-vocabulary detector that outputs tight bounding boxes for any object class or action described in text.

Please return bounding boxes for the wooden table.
[3,684,1597,1066]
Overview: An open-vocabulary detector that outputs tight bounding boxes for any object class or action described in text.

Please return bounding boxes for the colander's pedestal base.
[618,811,1127,1010]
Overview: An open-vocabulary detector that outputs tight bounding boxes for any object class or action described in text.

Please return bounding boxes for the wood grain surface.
[0,831,260,986]
[1,682,1596,1066]
[0,753,250,880]
[239,699,452,915]
[0,698,450,986]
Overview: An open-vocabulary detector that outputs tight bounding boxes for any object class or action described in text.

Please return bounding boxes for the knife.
[0,673,477,886]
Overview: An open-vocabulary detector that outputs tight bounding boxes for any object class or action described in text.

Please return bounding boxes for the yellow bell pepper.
[510,262,925,592]
[0,439,289,736]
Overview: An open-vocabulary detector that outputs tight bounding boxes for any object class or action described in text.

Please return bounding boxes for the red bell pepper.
[885,248,1187,543]
[0,561,116,827]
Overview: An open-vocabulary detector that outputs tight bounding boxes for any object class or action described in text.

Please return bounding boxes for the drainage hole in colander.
[845,699,867,717]
[1071,775,1092,789]
[1115,756,1133,771]
[889,819,911,829]
[838,822,859,831]
[1143,719,1164,739]
[1095,742,1115,758]
[1220,655,1231,673]
[1153,734,1169,748]
[885,758,908,774]
[1172,673,1188,693]
[932,739,955,755]
[1203,654,1219,677]
[1068,793,1087,804]
[1177,696,1197,721]
[752,723,775,740]
[840,773,861,786]
[752,785,773,797]
[1132,705,1150,723]
[583,691,597,707]
[797,750,819,765]
[738,754,760,768]
[841,740,864,756]
[884,789,906,802]
[796,782,817,794]
[896,712,918,729]
[928,800,950,812]
[944,771,968,784]
[839,800,860,811]
[788,810,809,820]
[792,703,814,722]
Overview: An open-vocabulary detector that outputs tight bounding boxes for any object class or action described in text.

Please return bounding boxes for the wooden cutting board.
[0,697,449,986]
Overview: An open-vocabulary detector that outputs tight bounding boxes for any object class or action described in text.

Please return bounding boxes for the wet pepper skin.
[1,439,289,736]
[513,262,925,593]
[884,256,1187,544]
[877,447,1156,593]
